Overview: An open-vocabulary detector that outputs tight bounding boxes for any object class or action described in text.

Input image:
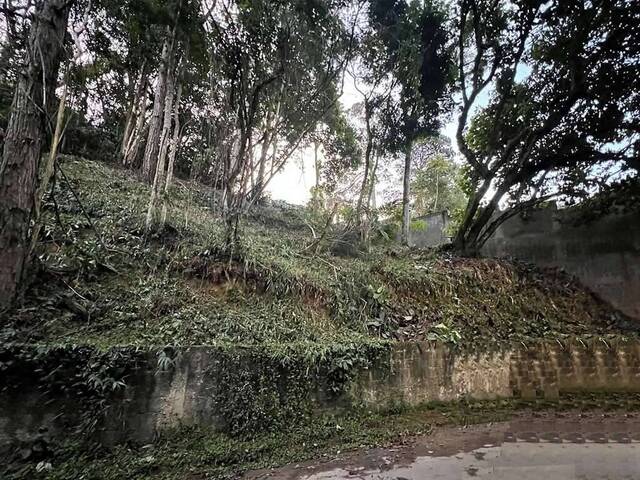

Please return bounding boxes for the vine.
[0,343,145,463]
[207,342,389,436]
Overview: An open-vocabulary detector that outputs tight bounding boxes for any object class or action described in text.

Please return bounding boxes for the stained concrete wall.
[101,348,226,445]
[356,338,640,408]
[481,208,640,320]
[2,339,640,452]
[408,211,451,247]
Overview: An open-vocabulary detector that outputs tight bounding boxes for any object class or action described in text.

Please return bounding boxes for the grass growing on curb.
[6,393,640,480]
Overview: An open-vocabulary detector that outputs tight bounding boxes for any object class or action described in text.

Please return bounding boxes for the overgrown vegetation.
[0,0,638,477]
[1,156,636,478]
[5,392,640,480]
[4,156,634,350]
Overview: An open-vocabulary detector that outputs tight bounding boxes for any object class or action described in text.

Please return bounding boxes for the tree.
[348,41,396,246]
[412,145,467,217]
[0,0,74,308]
[205,0,362,245]
[368,0,454,246]
[453,0,640,254]
[142,26,175,183]
[308,107,361,213]
[141,0,204,229]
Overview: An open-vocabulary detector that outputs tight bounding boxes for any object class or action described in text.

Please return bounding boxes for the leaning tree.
[453,0,640,254]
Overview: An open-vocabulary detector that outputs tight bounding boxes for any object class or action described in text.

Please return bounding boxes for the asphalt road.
[245,411,640,480]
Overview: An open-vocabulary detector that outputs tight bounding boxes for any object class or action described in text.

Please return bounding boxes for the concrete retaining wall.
[481,208,640,320]
[357,338,640,407]
[404,207,640,320]
[2,339,640,452]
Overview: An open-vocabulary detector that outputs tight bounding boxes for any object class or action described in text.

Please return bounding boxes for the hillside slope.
[2,156,635,349]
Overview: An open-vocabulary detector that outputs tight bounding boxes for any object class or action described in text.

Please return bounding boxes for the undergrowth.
[3,155,635,350]
[5,392,640,480]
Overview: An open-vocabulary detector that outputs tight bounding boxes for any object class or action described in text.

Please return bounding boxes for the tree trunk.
[123,72,149,168]
[367,150,379,211]
[145,61,175,232]
[361,148,379,250]
[0,0,18,83]
[164,81,182,188]
[255,112,273,193]
[400,141,412,246]
[121,61,147,164]
[356,103,373,232]
[314,138,321,189]
[141,32,171,182]
[0,0,72,309]
[251,89,283,201]
[30,77,68,258]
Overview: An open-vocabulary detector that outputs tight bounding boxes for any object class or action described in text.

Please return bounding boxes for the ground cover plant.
[0,1,638,479]
[3,157,634,351]
[4,392,640,480]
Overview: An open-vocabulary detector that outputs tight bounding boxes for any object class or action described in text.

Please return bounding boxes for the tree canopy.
[453,0,640,252]
[0,0,638,307]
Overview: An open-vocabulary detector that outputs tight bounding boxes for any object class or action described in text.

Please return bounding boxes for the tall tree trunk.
[145,60,175,232]
[254,114,273,195]
[252,87,283,201]
[361,150,379,251]
[367,150,379,211]
[0,0,72,309]
[121,61,147,164]
[356,102,373,237]
[164,80,182,189]
[30,77,68,258]
[400,141,413,246]
[161,77,182,227]
[123,72,149,168]
[141,32,171,182]
[313,138,321,189]
[121,75,137,158]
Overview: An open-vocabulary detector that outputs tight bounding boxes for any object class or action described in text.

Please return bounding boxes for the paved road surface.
[245,412,640,480]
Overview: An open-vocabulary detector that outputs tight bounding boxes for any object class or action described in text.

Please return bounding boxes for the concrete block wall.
[354,338,640,407]
[2,339,640,452]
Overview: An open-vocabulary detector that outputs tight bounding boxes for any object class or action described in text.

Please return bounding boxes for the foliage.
[409,218,426,231]
[566,176,640,225]
[6,392,640,479]
[367,0,455,153]
[208,341,387,435]
[204,0,357,225]
[453,0,640,253]
[412,153,467,216]
[0,343,145,442]
[4,156,634,352]
[425,322,462,344]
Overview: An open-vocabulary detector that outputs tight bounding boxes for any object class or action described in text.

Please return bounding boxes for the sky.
[266,62,531,206]
[265,79,476,206]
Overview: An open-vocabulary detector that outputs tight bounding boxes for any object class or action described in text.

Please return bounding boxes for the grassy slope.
[3,156,634,349]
